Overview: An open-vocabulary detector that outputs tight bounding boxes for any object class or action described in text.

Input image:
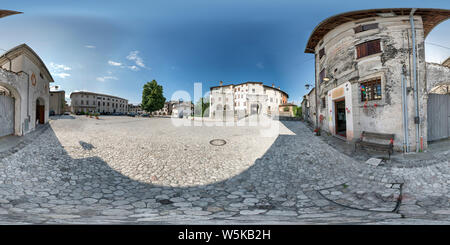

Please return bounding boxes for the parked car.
[141,113,149,117]
[64,112,70,115]
[128,113,136,117]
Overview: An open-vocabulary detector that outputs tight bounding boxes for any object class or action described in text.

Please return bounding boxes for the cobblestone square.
[0,115,448,224]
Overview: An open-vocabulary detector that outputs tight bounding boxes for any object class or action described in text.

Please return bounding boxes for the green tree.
[142,80,166,113]
[194,97,210,117]
[293,106,302,117]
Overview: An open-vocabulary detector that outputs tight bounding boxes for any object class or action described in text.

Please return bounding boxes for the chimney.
[272,84,275,88]
[219,81,223,86]
[278,86,280,89]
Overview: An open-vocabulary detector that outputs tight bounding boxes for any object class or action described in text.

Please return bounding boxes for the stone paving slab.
[0,116,448,224]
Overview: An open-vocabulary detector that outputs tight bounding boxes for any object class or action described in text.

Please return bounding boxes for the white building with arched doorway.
[0,44,54,137]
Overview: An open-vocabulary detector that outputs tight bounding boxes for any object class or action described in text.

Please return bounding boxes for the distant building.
[152,101,173,116]
[0,43,54,137]
[49,90,66,115]
[278,103,297,117]
[302,88,316,124]
[443,57,450,68]
[70,91,128,114]
[171,100,193,117]
[128,103,144,114]
[209,81,288,120]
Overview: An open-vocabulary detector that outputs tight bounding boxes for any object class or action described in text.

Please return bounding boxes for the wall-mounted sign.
[31,73,36,86]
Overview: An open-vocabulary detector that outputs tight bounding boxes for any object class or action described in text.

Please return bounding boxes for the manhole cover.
[210,139,226,146]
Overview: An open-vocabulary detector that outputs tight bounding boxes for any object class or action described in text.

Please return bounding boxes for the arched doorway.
[0,85,15,137]
[36,97,45,125]
[250,103,260,115]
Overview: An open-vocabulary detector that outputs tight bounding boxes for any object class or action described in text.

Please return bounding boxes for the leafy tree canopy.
[142,80,166,113]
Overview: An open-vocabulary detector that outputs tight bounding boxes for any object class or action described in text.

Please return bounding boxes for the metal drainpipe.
[409,8,420,152]
[401,65,409,152]
[314,54,320,135]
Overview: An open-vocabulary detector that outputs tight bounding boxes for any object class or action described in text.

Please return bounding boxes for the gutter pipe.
[409,8,420,152]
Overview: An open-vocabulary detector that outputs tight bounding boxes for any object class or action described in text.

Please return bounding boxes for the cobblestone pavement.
[0,116,448,224]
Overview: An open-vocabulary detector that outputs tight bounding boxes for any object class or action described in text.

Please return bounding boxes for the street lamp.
[305,83,313,90]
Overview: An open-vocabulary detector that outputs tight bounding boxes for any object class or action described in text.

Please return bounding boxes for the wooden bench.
[355,131,395,159]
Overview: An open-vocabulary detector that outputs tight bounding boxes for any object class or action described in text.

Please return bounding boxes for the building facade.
[209,81,288,120]
[128,103,143,114]
[0,43,54,137]
[305,8,450,151]
[152,101,173,116]
[171,100,193,117]
[49,90,65,115]
[70,91,128,114]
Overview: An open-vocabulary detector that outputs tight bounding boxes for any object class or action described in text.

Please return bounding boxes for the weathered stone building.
[0,43,54,137]
[302,88,316,124]
[49,89,66,115]
[305,8,450,151]
[209,81,288,120]
[70,91,128,114]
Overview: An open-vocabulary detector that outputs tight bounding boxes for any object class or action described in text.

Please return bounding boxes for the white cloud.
[128,65,139,71]
[108,60,122,66]
[49,62,72,71]
[126,50,145,68]
[256,62,264,69]
[84,45,96,49]
[49,62,72,79]
[53,73,71,79]
[96,76,118,82]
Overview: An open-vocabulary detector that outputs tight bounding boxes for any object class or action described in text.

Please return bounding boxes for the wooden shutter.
[354,25,363,33]
[367,39,381,56]
[319,69,325,83]
[356,42,368,59]
[319,48,325,59]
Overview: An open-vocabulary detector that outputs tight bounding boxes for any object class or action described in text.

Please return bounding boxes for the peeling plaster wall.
[313,15,428,151]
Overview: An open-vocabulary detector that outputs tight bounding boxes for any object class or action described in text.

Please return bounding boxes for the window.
[270,98,273,102]
[319,48,325,59]
[252,88,255,93]
[319,69,326,83]
[360,78,382,102]
[103,102,105,106]
[322,97,326,109]
[356,39,381,59]
[98,101,100,106]
[39,72,44,79]
[354,23,378,33]
[81,100,84,105]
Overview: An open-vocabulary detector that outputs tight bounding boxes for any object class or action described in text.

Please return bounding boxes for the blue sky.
[0,0,449,105]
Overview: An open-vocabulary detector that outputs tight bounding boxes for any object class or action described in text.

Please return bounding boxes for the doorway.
[427,93,450,142]
[36,98,45,124]
[335,99,346,137]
